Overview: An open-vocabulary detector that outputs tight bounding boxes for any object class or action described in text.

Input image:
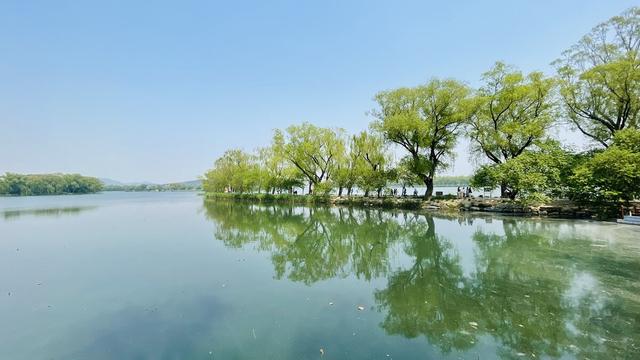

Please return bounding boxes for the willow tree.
[468,62,556,198]
[554,7,640,147]
[332,136,361,197]
[373,79,471,199]
[203,149,259,193]
[353,131,392,197]
[276,123,345,194]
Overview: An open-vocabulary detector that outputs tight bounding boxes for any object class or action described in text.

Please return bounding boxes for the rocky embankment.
[457,199,596,218]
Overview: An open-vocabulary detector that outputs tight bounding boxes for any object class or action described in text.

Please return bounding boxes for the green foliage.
[468,62,556,164]
[570,128,640,203]
[203,149,261,193]
[554,7,640,147]
[103,182,202,192]
[277,123,345,192]
[259,135,305,193]
[312,181,334,196]
[352,131,393,197]
[469,165,499,190]
[470,142,573,202]
[0,173,103,196]
[373,78,472,198]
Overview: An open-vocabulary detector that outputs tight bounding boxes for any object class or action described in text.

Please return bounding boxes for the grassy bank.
[203,192,459,211]
[204,192,333,205]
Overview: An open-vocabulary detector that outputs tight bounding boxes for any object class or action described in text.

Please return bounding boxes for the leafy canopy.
[554,7,640,147]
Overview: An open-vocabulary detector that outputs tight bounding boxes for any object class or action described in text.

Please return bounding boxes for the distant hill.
[99,178,125,186]
[174,179,202,187]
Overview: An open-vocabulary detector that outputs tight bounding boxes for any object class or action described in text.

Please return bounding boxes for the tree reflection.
[203,201,402,284]
[374,214,477,353]
[202,201,640,358]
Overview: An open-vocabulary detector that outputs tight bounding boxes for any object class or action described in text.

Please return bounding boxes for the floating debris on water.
[328,302,334,306]
[319,348,324,356]
[469,321,478,328]
[357,305,365,311]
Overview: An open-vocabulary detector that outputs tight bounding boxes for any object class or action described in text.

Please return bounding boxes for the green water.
[1,192,639,359]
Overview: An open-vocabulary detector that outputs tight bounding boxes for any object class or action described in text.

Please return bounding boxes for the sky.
[0,0,637,183]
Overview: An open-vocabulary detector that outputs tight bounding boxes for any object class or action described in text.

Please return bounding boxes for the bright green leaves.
[279,123,345,192]
[468,62,556,165]
[373,78,472,198]
[555,7,640,147]
[470,142,572,202]
[203,149,259,193]
[570,128,640,203]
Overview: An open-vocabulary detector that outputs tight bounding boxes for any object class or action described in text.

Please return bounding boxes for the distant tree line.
[103,182,201,192]
[431,176,470,187]
[204,7,640,205]
[0,173,103,196]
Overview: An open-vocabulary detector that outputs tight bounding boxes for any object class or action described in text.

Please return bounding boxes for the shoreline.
[203,193,640,220]
[203,193,638,221]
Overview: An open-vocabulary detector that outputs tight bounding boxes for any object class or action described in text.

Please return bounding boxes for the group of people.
[457,186,473,199]
[392,187,419,197]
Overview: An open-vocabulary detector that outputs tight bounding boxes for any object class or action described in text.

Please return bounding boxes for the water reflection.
[1,206,97,220]
[203,201,640,358]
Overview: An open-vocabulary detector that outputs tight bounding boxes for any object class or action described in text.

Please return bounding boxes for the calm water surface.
[1,192,639,359]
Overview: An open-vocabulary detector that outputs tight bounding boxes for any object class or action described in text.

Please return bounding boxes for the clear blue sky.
[0,0,636,183]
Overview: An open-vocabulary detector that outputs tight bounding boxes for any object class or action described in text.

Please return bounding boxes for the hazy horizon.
[1,0,636,183]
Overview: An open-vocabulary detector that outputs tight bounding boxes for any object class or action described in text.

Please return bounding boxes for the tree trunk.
[423,176,434,200]
[338,187,343,197]
[308,181,313,195]
[347,187,352,196]
[364,189,370,197]
[377,188,382,197]
[500,182,509,199]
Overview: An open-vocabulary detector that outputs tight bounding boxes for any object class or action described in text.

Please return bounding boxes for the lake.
[1,192,639,359]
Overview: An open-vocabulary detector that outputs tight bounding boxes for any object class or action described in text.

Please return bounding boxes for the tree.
[353,131,392,197]
[554,7,640,147]
[0,173,102,196]
[258,134,304,194]
[373,79,471,199]
[570,128,640,203]
[331,135,361,197]
[471,142,572,201]
[277,123,345,194]
[203,149,258,193]
[467,62,556,197]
